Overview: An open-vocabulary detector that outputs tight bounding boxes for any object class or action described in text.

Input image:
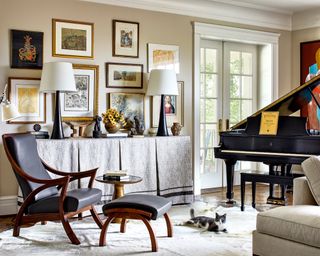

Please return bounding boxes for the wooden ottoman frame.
[99,208,173,252]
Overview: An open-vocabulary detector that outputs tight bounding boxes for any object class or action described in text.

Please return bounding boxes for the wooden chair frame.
[99,208,173,252]
[2,134,103,245]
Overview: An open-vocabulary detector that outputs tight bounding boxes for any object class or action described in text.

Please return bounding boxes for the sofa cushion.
[301,156,320,205]
[256,205,320,248]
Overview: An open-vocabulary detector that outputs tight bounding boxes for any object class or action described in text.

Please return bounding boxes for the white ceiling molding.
[292,8,320,30]
[81,0,292,31]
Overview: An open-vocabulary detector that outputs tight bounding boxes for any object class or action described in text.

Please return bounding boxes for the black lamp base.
[157,94,169,136]
[51,91,64,139]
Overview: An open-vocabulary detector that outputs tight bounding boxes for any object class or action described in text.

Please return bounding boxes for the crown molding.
[81,0,292,31]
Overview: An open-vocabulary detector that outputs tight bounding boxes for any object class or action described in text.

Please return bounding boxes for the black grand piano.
[214,75,320,204]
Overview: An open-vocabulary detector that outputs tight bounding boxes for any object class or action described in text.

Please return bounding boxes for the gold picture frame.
[61,64,99,122]
[8,77,46,124]
[52,18,94,59]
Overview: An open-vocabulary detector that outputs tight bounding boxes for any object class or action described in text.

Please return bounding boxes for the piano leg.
[266,164,289,205]
[225,159,237,204]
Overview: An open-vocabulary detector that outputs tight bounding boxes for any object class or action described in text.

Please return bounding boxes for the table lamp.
[147,69,178,136]
[40,62,76,139]
[0,84,20,121]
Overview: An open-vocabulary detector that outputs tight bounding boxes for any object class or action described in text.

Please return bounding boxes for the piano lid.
[231,75,320,130]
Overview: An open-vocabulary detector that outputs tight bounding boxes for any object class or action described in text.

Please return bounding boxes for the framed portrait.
[52,19,94,58]
[106,62,143,89]
[152,81,184,128]
[300,40,320,84]
[109,93,144,124]
[60,64,99,121]
[11,30,43,69]
[113,20,139,58]
[147,43,179,73]
[8,77,46,124]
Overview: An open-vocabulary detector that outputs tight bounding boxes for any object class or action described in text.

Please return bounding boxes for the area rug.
[0,203,257,256]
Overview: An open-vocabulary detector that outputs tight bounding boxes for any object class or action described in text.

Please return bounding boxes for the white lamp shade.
[1,103,20,121]
[40,62,76,93]
[147,69,178,96]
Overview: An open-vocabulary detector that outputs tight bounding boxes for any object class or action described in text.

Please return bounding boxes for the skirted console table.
[35,136,193,205]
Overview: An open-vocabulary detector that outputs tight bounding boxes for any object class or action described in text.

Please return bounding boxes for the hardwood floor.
[0,184,292,233]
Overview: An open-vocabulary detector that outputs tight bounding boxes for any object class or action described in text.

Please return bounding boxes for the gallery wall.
[0,0,292,198]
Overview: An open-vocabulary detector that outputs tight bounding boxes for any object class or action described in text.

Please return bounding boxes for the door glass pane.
[200,48,205,72]
[205,99,217,122]
[205,49,217,73]
[200,124,205,148]
[200,99,205,122]
[200,74,205,98]
[230,99,240,123]
[241,100,252,120]
[200,149,205,174]
[241,76,252,98]
[205,124,216,148]
[204,149,215,173]
[230,75,240,98]
[206,74,217,98]
[242,52,253,75]
[230,51,241,74]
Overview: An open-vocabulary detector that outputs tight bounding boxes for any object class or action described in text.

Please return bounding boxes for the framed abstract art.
[52,19,94,58]
[60,64,99,121]
[8,77,46,124]
[11,30,43,69]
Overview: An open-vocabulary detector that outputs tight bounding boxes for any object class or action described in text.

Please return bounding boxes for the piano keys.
[214,75,320,204]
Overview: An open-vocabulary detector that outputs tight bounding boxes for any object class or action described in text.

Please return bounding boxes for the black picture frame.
[11,29,43,69]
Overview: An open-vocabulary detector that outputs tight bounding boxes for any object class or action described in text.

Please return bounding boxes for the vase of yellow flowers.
[102,108,126,133]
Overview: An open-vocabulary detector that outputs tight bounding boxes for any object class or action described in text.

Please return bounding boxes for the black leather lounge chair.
[2,133,103,244]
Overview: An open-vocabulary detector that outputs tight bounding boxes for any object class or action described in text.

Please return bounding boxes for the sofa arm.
[293,177,317,205]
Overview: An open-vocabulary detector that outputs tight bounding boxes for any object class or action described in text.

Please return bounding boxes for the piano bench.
[240,171,294,211]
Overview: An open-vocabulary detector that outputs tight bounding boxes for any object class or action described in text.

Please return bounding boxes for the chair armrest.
[42,160,98,188]
[293,176,317,205]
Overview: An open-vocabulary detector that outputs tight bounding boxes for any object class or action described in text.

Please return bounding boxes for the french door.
[200,39,257,190]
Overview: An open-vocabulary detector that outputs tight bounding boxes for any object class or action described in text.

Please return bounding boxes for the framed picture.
[8,77,46,124]
[60,64,99,121]
[113,20,139,58]
[106,62,143,89]
[11,30,43,69]
[52,19,94,58]
[300,40,320,84]
[152,81,184,128]
[147,43,179,73]
[109,93,144,124]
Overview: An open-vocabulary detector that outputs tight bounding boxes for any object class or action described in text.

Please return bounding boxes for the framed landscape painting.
[60,64,99,121]
[152,81,184,127]
[147,43,179,73]
[106,62,143,88]
[113,20,139,58]
[52,19,94,58]
[109,93,144,124]
[11,29,43,69]
[8,77,46,124]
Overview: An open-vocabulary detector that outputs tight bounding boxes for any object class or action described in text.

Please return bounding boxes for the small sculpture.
[171,122,182,136]
[134,116,144,135]
[93,115,102,138]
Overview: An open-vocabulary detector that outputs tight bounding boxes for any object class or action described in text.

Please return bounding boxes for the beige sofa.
[253,175,320,256]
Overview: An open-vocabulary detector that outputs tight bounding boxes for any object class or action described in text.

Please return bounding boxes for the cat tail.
[190,208,195,218]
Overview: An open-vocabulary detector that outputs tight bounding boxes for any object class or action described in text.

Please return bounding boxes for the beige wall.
[0,0,292,197]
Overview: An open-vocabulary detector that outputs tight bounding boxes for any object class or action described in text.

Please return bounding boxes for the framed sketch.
[113,20,139,58]
[300,40,320,84]
[8,77,46,124]
[109,93,144,124]
[11,30,43,69]
[52,19,94,58]
[60,64,99,121]
[106,62,143,88]
[152,81,184,128]
[147,43,179,73]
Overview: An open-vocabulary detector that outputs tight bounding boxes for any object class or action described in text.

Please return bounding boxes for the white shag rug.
[0,203,257,256]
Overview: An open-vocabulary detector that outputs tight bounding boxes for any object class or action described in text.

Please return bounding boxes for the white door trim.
[193,22,280,195]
